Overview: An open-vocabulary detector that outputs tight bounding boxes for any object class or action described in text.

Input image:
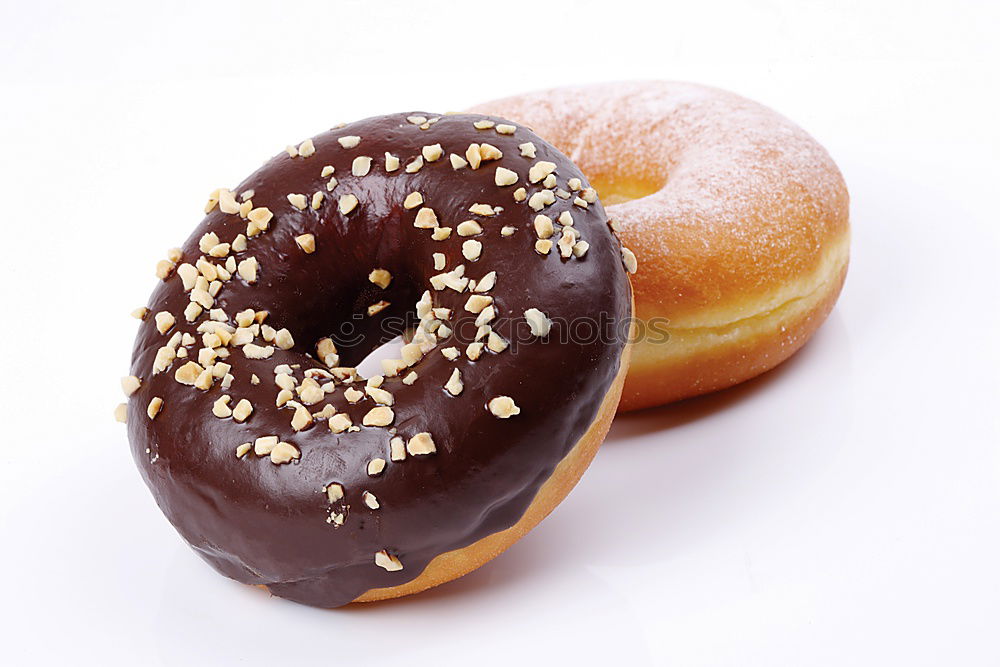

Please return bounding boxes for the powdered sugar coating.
[471,81,850,324]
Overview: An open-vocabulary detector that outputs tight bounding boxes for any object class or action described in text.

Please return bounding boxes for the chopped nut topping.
[519,142,537,158]
[235,443,252,458]
[421,144,443,162]
[464,294,493,313]
[621,247,638,274]
[573,241,590,257]
[352,155,373,177]
[154,311,175,335]
[528,189,556,211]
[367,458,386,476]
[479,143,502,161]
[433,252,446,270]
[114,403,127,423]
[528,160,557,184]
[242,343,274,359]
[311,191,325,210]
[338,135,361,148]
[362,491,380,509]
[384,152,400,171]
[513,187,527,202]
[488,396,521,418]
[131,307,149,320]
[465,143,482,170]
[275,328,295,350]
[287,193,308,210]
[339,194,359,214]
[402,371,418,385]
[321,165,335,177]
[254,435,278,456]
[567,177,582,191]
[494,167,518,186]
[329,413,353,433]
[441,347,460,361]
[573,196,588,208]
[457,220,482,236]
[462,239,482,261]
[365,385,394,406]
[543,173,557,189]
[406,432,436,455]
[368,268,392,288]
[232,398,253,422]
[270,441,299,464]
[173,361,203,386]
[213,395,233,418]
[474,271,497,293]
[291,403,313,431]
[121,375,141,396]
[295,233,316,253]
[325,482,345,502]
[524,308,552,337]
[466,342,484,360]
[405,156,424,173]
[147,397,163,420]
[473,119,495,129]
[581,187,598,202]
[534,215,554,239]
[390,436,406,461]
[501,226,516,236]
[363,406,394,427]
[558,228,576,257]
[237,256,259,283]
[403,191,423,209]
[431,227,452,240]
[375,550,403,571]
[487,331,509,353]
[449,153,468,169]
[414,207,439,229]
[496,123,516,135]
[155,259,174,280]
[445,368,463,396]
[367,300,390,316]
[535,239,553,255]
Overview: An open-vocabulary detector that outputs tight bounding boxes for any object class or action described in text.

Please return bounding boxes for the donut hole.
[355,334,406,378]
[588,175,664,206]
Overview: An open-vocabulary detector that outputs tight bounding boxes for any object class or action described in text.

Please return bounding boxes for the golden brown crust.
[470,82,850,409]
[350,334,631,603]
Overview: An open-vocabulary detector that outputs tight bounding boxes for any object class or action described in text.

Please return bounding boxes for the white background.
[2,1,998,665]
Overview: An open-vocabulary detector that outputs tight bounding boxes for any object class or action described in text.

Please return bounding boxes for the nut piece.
[621,247,638,274]
[232,398,254,423]
[524,308,552,337]
[295,233,316,253]
[121,375,142,396]
[367,458,386,476]
[326,482,345,502]
[488,396,521,418]
[363,491,380,509]
[406,432,436,456]
[114,403,128,423]
[352,155,373,176]
[154,311,175,335]
[270,441,300,465]
[403,191,423,209]
[369,268,392,288]
[494,167,518,186]
[414,207,438,229]
[254,435,278,456]
[339,194,359,215]
[147,397,164,420]
[338,135,361,148]
[329,413,353,433]
[445,368,463,396]
[375,550,403,572]
[362,406,394,427]
[462,239,482,261]
[421,143,443,162]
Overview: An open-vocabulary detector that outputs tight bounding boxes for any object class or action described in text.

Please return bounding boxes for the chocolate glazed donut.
[123,113,633,608]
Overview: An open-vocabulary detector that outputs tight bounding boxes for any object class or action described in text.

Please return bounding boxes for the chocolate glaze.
[127,113,631,607]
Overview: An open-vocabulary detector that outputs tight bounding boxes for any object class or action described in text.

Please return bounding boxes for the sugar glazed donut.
[118,113,633,608]
[471,82,850,410]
